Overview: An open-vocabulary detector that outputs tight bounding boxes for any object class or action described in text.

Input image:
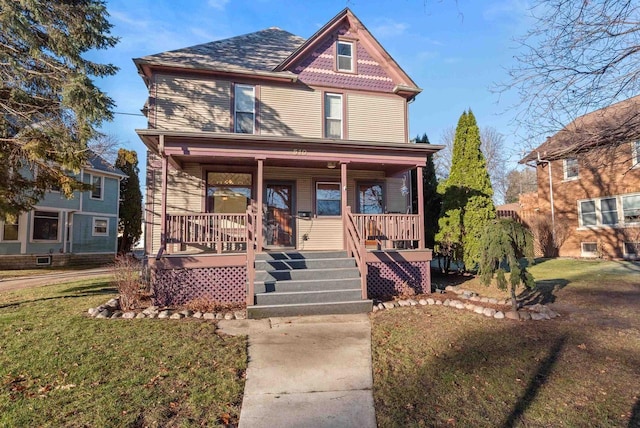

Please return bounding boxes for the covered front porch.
[140,130,439,313]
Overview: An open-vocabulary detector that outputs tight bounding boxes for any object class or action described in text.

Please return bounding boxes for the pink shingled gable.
[292,23,396,92]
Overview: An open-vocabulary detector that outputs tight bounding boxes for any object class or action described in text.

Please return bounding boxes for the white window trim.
[234,84,255,134]
[563,157,579,181]
[336,40,354,72]
[577,192,640,229]
[324,93,343,139]
[92,217,109,237]
[315,181,342,217]
[30,210,61,242]
[90,174,104,200]
[581,242,599,258]
[632,141,640,168]
[0,215,20,242]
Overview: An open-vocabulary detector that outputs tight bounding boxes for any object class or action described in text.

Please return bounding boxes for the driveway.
[0,268,113,293]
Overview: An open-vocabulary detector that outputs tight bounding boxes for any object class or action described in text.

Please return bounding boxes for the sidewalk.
[0,268,112,293]
[218,314,376,428]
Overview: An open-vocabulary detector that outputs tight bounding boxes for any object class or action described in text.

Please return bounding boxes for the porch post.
[341,162,348,250]
[160,152,168,255]
[256,158,264,253]
[417,165,425,249]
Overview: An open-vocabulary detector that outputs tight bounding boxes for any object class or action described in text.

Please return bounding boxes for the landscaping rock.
[459,294,469,300]
[488,298,499,304]
[135,312,146,319]
[519,311,532,321]
[452,288,464,295]
[105,298,120,310]
[377,303,385,310]
[224,312,234,320]
[530,312,546,321]
[494,311,505,319]
[234,311,246,320]
[193,311,203,319]
[179,310,193,317]
[203,313,215,320]
[408,299,418,306]
[121,311,136,319]
[470,296,481,302]
[418,299,427,305]
[480,297,489,303]
[397,300,410,307]
[445,285,457,292]
[87,307,98,317]
[110,311,123,319]
[443,299,451,306]
[474,306,485,314]
[505,311,520,320]
[383,301,396,310]
[372,305,379,312]
[96,309,111,319]
[169,313,184,319]
[426,298,435,305]
[157,310,171,319]
[482,307,496,317]
[215,313,224,320]
[464,303,475,311]
[435,300,442,305]
[454,302,464,309]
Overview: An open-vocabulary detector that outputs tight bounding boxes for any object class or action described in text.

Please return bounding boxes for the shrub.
[112,255,143,310]
[184,296,245,313]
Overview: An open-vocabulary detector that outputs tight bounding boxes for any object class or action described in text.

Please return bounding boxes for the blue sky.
[89,0,533,181]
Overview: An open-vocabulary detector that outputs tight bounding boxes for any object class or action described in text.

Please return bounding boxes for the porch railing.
[346,207,368,299]
[166,213,248,253]
[246,203,257,306]
[352,213,421,246]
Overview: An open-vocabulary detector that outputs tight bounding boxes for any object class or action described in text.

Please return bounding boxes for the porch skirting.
[366,260,430,299]
[153,266,246,306]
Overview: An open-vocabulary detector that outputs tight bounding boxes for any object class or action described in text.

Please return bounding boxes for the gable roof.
[521,95,640,163]
[134,27,305,75]
[86,151,127,178]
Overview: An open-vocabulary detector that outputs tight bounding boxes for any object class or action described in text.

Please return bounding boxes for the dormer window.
[336,41,354,72]
[234,84,255,134]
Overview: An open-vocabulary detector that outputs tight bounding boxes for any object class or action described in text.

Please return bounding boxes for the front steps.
[247,251,372,319]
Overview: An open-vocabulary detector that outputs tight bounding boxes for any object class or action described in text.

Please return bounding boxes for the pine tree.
[115,149,143,253]
[435,110,496,270]
[0,1,118,216]
[478,218,535,313]
[412,133,440,248]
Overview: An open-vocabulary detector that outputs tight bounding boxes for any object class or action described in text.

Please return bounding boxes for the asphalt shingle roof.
[136,27,306,72]
[87,151,127,177]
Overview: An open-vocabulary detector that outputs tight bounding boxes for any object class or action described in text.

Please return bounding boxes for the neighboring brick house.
[521,96,640,259]
[135,8,442,317]
[0,152,126,268]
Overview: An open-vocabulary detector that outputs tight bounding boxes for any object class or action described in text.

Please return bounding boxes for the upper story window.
[324,93,343,139]
[563,157,579,180]
[90,174,103,200]
[632,141,640,167]
[234,84,255,134]
[336,41,354,72]
[1,214,19,241]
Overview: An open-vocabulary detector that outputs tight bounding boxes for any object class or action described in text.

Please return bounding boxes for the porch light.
[327,161,337,169]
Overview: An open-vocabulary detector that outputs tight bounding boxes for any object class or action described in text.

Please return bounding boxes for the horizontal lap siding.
[166,163,203,214]
[297,218,342,250]
[347,94,405,143]
[260,85,322,138]
[155,74,230,132]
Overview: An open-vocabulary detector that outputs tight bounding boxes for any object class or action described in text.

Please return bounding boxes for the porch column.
[160,152,168,255]
[256,158,264,253]
[341,162,348,250]
[417,165,425,249]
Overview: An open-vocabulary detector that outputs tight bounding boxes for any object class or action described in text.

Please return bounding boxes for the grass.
[372,258,640,427]
[0,278,247,427]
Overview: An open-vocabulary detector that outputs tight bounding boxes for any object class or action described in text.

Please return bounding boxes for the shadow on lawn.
[0,281,116,310]
[630,398,640,428]
[519,279,570,305]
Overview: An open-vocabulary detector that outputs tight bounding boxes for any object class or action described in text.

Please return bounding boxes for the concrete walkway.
[218,314,376,428]
[0,268,112,293]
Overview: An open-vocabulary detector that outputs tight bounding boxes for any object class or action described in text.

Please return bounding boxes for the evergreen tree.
[435,110,496,270]
[0,0,118,216]
[115,149,143,253]
[412,133,440,248]
[478,218,535,313]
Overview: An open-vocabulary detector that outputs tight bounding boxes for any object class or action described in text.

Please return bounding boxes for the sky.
[88,0,534,185]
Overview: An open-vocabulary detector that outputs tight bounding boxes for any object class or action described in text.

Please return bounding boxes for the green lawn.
[0,279,247,427]
[372,258,640,427]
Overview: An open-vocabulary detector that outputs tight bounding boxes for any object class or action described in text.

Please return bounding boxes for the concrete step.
[256,251,348,261]
[254,257,356,272]
[254,277,362,294]
[255,288,362,305]
[255,267,360,283]
[247,300,373,319]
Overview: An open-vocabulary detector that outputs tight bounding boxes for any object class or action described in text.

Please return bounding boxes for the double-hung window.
[632,141,640,167]
[579,193,640,227]
[336,41,354,72]
[316,182,341,216]
[600,198,618,225]
[324,93,342,139]
[32,210,59,241]
[234,84,255,134]
[1,214,19,241]
[90,175,103,200]
[563,157,579,180]
[580,200,597,226]
[622,194,640,224]
[93,217,109,236]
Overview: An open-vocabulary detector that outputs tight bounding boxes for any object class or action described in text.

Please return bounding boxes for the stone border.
[372,285,560,321]
[87,297,247,321]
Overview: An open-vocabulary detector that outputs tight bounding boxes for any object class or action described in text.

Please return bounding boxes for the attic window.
[336,41,353,72]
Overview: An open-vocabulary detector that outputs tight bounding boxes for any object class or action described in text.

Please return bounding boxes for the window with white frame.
[623,242,639,259]
[32,210,59,241]
[633,141,640,167]
[579,193,640,227]
[581,242,598,257]
[92,217,108,236]
[234,84,255,134]
[324,93,342,139]
[563,157,579,180]
[90,174,103,199]
[1,213,19,241]
[336,41,354,72]
[316,182,341,216]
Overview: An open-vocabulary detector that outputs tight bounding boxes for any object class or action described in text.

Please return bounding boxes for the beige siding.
[386,177,408,213]
[260,85,322,138]
[347,94,405,143]
[296,218,342,250]
[166,163,203,214]
[154,74,230,131]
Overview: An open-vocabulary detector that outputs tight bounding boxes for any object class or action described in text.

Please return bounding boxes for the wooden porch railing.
[346,207,368,299]
[166,213,248,253]
[352,213,421,246]
[246,203,257,306]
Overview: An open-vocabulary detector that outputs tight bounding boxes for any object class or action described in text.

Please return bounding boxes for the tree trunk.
[510,285,518,313]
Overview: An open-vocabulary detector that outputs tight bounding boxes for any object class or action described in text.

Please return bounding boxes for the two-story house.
[0,152,126,269]
[136,8,442,317]
[521,95,640,259]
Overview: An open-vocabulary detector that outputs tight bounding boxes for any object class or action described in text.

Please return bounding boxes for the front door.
[265,182,295,247]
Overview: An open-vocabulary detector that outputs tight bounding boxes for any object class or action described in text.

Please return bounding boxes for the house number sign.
[292,149,308,155]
